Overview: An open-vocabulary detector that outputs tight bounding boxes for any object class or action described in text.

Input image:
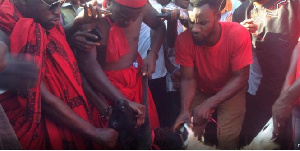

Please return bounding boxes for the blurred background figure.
[233,0,300,148]
[61,0,90,26]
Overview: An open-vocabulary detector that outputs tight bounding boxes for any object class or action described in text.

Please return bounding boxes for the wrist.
[101,105,112,119]
[147,48,158,60]
[83,123,98,140]
[170,68,179,77]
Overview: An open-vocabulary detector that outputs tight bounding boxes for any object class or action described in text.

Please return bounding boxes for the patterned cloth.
[0,0,92,149]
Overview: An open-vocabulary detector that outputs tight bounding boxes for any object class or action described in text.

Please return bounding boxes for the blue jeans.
[293,106,300,149]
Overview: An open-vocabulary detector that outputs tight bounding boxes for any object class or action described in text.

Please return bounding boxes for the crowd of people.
[0,0,299,149]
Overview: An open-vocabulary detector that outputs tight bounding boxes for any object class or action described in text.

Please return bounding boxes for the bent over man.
[173,0,252,149]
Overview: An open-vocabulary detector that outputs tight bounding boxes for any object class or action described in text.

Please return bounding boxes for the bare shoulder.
[142,2,164,29]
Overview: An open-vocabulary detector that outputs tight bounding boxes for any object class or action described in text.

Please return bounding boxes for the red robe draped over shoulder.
[0,0,92,149]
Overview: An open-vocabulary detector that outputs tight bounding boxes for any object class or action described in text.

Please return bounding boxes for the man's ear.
[215,11,221,21]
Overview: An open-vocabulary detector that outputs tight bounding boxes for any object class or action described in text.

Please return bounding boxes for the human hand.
[168,9,180,22]
[173,111,192,131]
[193,102,215,126]
[93,128,119,148]
[272,96,293,139]
[0,58,38,90]
[240,19,258,34]
[141,50,157,79]
[126,100,146,128]
[69,30,101,51]
[74,0,112,26]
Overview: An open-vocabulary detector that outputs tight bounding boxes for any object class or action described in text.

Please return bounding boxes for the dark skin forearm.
[166,20,178,48]
[280,77,300,105]
[164,47,178,73]
[0,30,9,71]
[41,81,96,139]
[81,75,110,116]
[143,2,166,54]
[76,48,126,103]
[180,66,197,112]
[149,23,166,54]
[205,66,250,108]
[281,42,300,92]
[0,41,7,71]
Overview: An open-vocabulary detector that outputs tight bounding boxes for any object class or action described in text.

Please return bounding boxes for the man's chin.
[192,38,205,46]
[42,24,56,30]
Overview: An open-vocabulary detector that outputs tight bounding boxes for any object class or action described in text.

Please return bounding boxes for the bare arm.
[193,66,249,126]
[81,75,111,119]
[272,41,300,137]
[142,2,166,77]
[166,9,181,48]
[180,66,197,112]
[76,47,146,127]
[0,30,9,71]
[173,65,196,130]
[281,41,300,92]
[205,66,249,108]
[41,81,118,147]
[77,48,126,102]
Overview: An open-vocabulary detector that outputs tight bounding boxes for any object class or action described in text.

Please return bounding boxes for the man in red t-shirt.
[173,0,252,149]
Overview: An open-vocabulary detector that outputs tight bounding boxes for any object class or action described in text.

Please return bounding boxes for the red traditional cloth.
[104,55,160,129]
[102,0,146,63]
[105,17,130,63]
[0,0,93,149]
[115,0,147,8]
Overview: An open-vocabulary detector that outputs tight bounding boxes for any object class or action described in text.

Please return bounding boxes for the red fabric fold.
[102,0,130,63]
[0,0,93,149]
[105,17,130,63]
[115,0,147,8]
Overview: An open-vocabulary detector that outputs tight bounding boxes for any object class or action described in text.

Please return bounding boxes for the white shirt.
[138,0,167,79]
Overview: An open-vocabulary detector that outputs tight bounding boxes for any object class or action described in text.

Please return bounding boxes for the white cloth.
[138,0,167,79]
[248,49,263,95]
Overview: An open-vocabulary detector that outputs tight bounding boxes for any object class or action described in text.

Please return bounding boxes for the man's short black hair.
[190,0,226,11]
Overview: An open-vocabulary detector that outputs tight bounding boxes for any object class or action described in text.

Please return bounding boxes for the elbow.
[240,69,250,87]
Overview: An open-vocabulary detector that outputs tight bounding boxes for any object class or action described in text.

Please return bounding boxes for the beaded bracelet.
[101,105,112,118]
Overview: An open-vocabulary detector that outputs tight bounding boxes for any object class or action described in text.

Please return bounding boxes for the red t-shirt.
[175,22,253,94]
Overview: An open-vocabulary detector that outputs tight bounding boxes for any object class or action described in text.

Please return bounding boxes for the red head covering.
[115,0,147,8]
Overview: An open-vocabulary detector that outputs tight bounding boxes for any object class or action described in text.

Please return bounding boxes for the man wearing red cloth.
[76,0,166,129]
[0,0,118,149]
